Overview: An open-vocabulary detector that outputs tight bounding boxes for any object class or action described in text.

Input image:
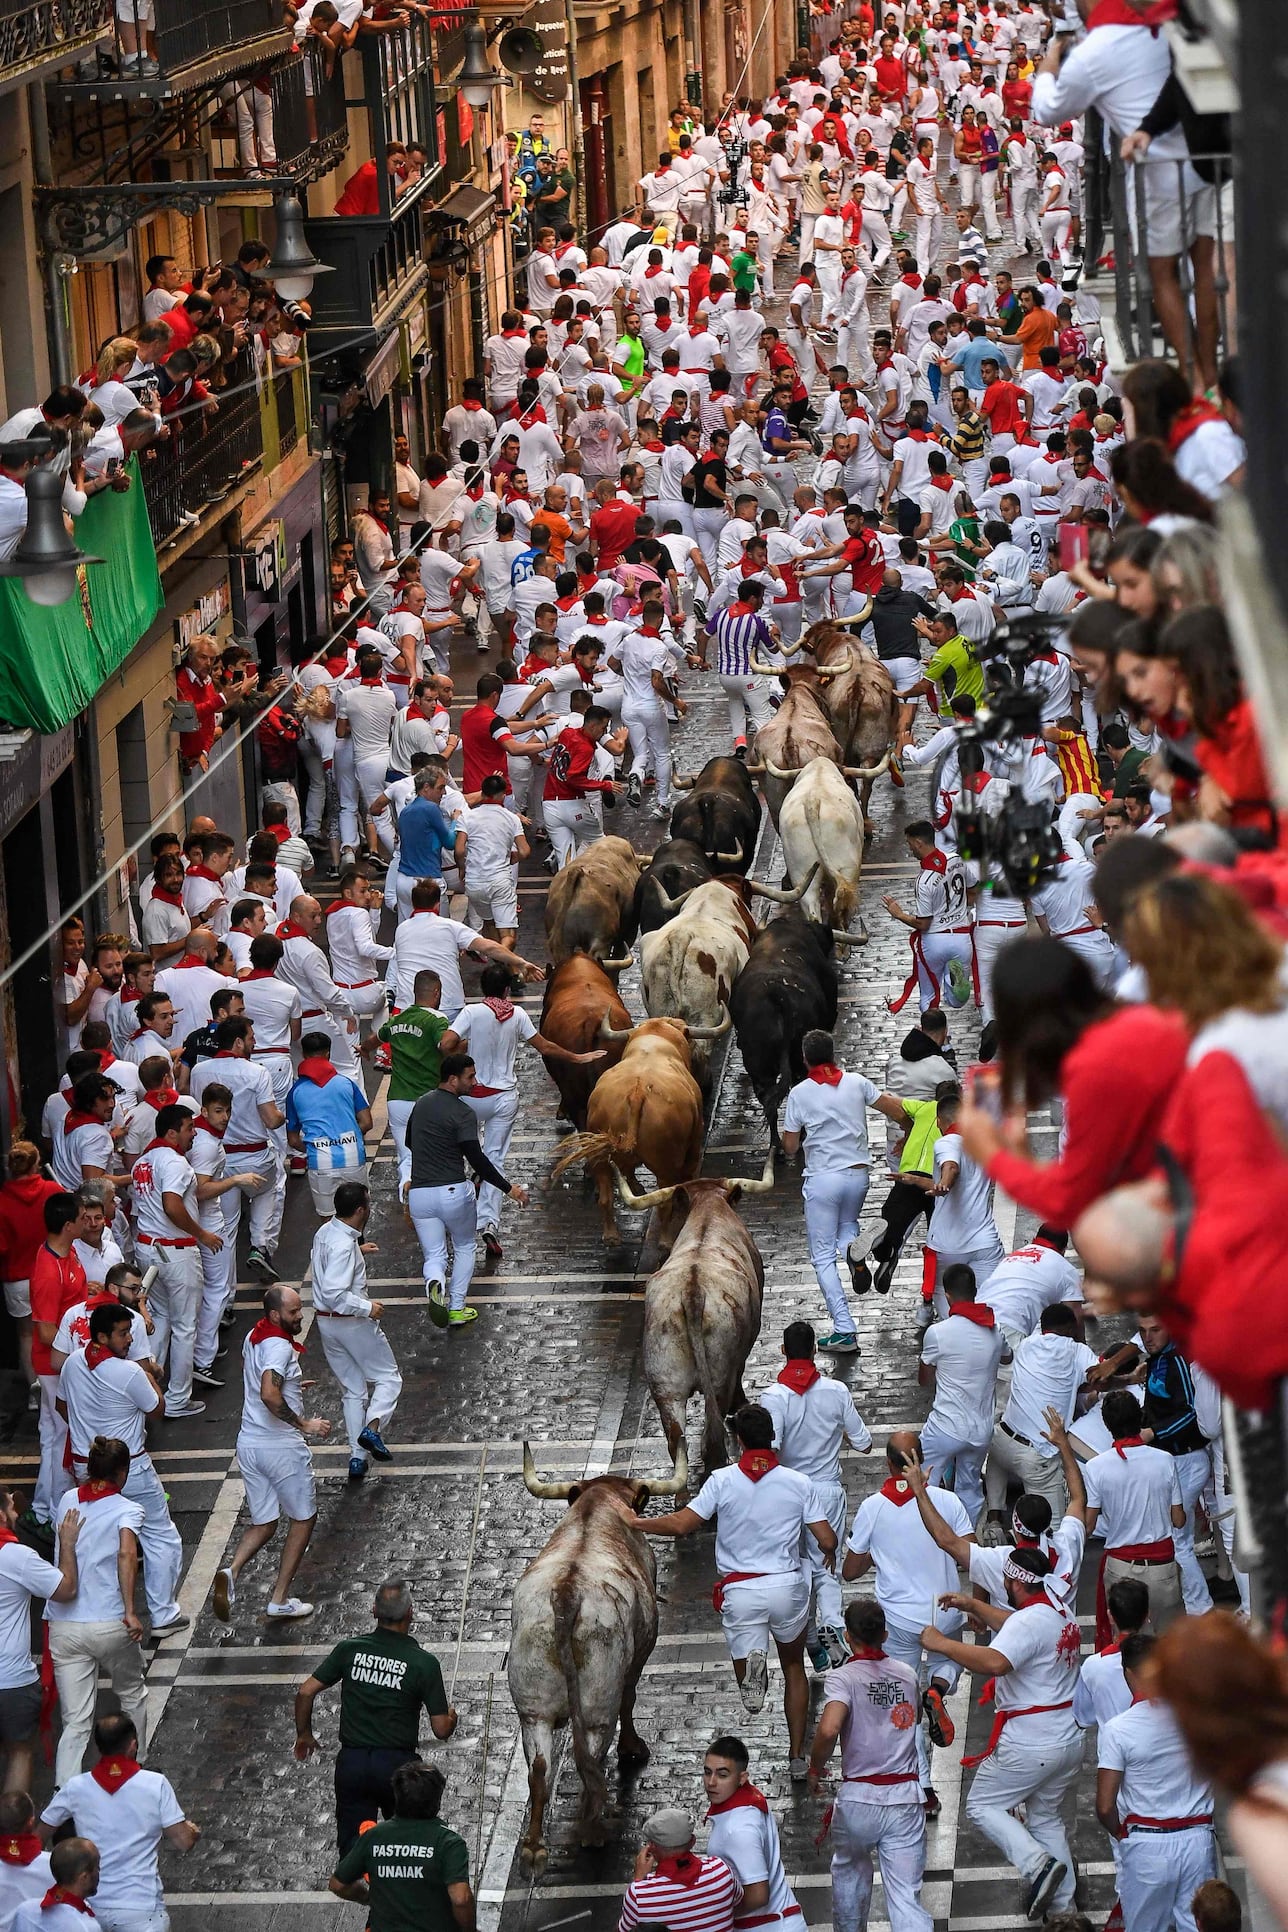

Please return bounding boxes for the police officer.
[294,1579,459,1851]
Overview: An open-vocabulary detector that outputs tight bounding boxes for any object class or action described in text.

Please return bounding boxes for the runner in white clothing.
[309,1181,402,1482]
[976,1230,1084,1349]
[630,1404,837,1778]
[702,1735,801,1931]
[904,1425,1087,1612]
[759,1320,873,1670]
[917,1262,1005,1526]
[188,1019,285,1280]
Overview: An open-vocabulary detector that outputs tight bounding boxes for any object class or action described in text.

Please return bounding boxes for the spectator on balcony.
[161,290,217,355]
[531,154,573,230]
[0,443,35,560]
[270,299,310,370]
[403,142,430,185]
[157,349,214,423]
[352,491,400,614]
[115,0,159,77]
[82,406,160,483]
[143,255,188,324]
[230,240,273,292]
[82,337,158,432]
[334,142,408,217]
[124,322,174,413]
[1120,360,1246,506]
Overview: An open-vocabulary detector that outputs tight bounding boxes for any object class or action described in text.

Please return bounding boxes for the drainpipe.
[562,0,585,229]
[29,80,71,385]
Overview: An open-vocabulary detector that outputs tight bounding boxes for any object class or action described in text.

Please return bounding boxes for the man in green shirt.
[902,611,985,737]
[731,240,759,295]
[370,969,451,1194]
[331,1760,473,1932]
[1102,720,1147,797]
[298,1578,458,1850]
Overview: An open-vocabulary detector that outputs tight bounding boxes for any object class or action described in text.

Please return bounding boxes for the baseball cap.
[643,1808,695,1849]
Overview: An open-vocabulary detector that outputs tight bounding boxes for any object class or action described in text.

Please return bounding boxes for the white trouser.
[123,1455,183,1624]
[719,672,776,746]
[756,227,780,295]
[979,170,1002,239]
[918,931,974,1009]
[802,1166,870,1335]
[94,1910,170,1932]
[930,1241,1005,1319]
[622,700,672,806]
[799,211,819,261]
[1057,791,1103,857]
[692,507,725,570]
[956,163,980,212]
[831,1796,932,1932]
[837,319,877,387]
[1208,1434,1250,1613]
[143,1241,202,1414]
[973,920,1026,1022]
[194,1220,235,1371]
[986,1427,1068,1515]
[1040,209,1072,262]
[408,1181,477,1309]
[805,1478,848,1633]
[545,796,601,868]
[861,210,893,271]
[1118,1825,1215,1932]
[913,210,941,277]
[231,75,276,166]
[49,1617,149,1789]
[315,1316,403,1457]
[655,496,694,541]
[1012,183,1041,252]
[773,600,804,647]
[1171,1445,1215,1614]
[1057,927,1119,990]
[340,750,395,853]
[920,1420,990,1527]
[884,1616,963,1787]
[221,1149,284,1257]
[303,1012,361,1082]
[463,1087,519,1232]
[261,780,300,834]
[35,1373,71,1522]
[965,1729,1082,1905]
[388,1098,415,1192]
[299,738,328,839]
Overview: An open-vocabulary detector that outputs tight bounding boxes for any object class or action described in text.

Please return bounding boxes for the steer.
[620,1166,772,1470]
[544,835,643,969]
[729,908,861,1143]
[511,1441,688,1873]
[634,836,713,935]
[778,757,868,934]
[550,1017,704,1245]
[538,956,633,1131]
[668,756,762,874]
[748,652,892,830]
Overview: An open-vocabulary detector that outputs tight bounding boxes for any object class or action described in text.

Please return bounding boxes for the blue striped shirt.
[707,605,772,677]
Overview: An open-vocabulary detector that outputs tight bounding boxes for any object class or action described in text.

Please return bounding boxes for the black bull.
[728,908,840,1142]
[668,757,762,875]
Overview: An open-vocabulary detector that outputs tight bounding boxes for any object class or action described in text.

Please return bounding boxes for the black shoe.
[873,1254,897,1295]
[191,1364,224,1389]
[978,1020,997,1063]
[1025,1857,1066,1920]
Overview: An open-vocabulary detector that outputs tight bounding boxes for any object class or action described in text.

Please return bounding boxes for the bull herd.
[507,630,901,1873]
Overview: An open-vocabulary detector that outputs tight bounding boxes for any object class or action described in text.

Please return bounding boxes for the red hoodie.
[0,1176,62,1282]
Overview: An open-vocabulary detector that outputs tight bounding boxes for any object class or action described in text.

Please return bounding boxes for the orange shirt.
[1015,304,1058,370]
[530,509,572,563]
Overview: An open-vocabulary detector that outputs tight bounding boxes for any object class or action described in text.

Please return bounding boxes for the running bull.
[544,835,643,969]
[538,955,633,1132]
[667,756,762,874]
[729,909,863,1143]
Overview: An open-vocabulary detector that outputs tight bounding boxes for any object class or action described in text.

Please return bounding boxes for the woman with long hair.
[956,936,1189,1227]
[1110,438,1215,533]
[1121,359,1246,503]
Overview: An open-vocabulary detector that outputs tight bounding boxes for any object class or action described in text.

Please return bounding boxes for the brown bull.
[544,835,643,968]
[747,668,843,829]
[539,956,633,1130]
[511,1442,687,1873]
[805,622,898,829]
[550,1017,704,1246]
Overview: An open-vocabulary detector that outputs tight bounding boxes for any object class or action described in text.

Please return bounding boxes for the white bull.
[779,756,868,936]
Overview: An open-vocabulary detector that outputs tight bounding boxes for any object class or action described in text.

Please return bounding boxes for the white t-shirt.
[42,1769,185,1915]
[47,1488,144,1623]
[1074,1646,1131,1730]
[1000,1333,1099,1456]
[758,1375,872,1484]
[463,804,525,886]
[0,1544,63,1687]
[53,1300,150,1364]
[781,1072,880,1175]
[705,1801,797,1921]
[236,974,301,1056]
[190,1056,274,1149]
[58,1349,159,1460]
[689,1463,825,1578]
[927,1131,997,1255]
[1084,1443,1182,1548]
[336,682,396,763]
[978,1243,1083,1338]
[130,1142,197,1242]
[921,1312,1006,1446]
[847,1483,972,1629]
[449,1003,537,1091]
[238,1328,304,1448]
[388,914,482,1019]
[618,633,672,708]
[990,1599,1081,1745]
[0,1847,53,1932]
[1098,1697,1214,1825]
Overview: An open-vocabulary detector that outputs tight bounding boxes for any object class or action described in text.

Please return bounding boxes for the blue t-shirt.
[510,545,541,587]
[396,796,456,880]
[951,336,999,392]
[286,1074,369,1172]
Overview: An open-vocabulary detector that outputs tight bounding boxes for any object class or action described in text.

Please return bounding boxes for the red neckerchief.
[40,1890,94,1915]
[185,864,221,883]
[654,1852,703,1887]
[0,1527,18,1552]
[63,1111,103,1135]
[1113,1434,1146,1460]
[77,1479,122,1502]
[949,1301,996,1326]
[778,1360,821,1394]
[900,272,921,289]
[807,1063,844,1086]
[150,886,184,908]
[0,1835,43,1866]
[1086,0,1175,25]
[88,1754,141,1793]
[737,1449,779,1482]
[142,1088,179,1110]
[460,397,483,411]
[359,676,384,688]
[920,848,948,874]
[82,1344,116,1372]
[240,969,277,981]
[930,473,954,491]
[120,986,142,1005]
[324,896,360,920]
[276,920,309,941]
[170,953,207,970]
[905,428,931,442]
[482,995,516,1024]
[847,1644,889,1660]
[297,1056,338,1087]
[706,1784,769,1817]
[249,1316,303,1354]
[1167,398,1225,451]
[880,1475,915,1505]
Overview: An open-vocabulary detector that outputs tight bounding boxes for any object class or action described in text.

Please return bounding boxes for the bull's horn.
[764,757,802,780]
[815,647,856,682]
[842,751,892,781]
[832,927,869,946]
[729,1145,778,1195]
[597,1011,634,1041]
[687,1004,732,1040]
[778,636,806,656]
[599,950,635,971]
[829,598,875,628]
[749,653,784,677]
[742,759,766,775]
[522,1442,574,1500]
[713,846,744,866]
[671,771,696,790]
[753,861,819,905]
[645,1440,690,1496]
[654,882,697,916]
[615,1169,680,1210]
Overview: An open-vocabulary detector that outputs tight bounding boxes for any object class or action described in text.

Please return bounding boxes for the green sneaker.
[817,1331,860,1355]
[945,955,972,1006]
[447,1307,478,1328]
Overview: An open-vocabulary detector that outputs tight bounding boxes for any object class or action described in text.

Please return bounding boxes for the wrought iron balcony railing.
[0,0,113,94]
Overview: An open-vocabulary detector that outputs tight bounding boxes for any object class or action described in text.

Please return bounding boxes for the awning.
[432,183,497,248]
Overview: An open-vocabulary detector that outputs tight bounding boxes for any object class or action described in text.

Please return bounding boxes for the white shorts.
[3,1279,30,1319]
[882,655,922,695]
[720,1572,810,1659]
[466,874,519,930]
[237,1440,316,1526]
[1136,161,1216,259]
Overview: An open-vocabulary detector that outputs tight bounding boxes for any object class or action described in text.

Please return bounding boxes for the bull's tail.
[681,1276,727,1464]
[552,1576,608,1817]
[699,792,716,860]
[549,1131,617,1182]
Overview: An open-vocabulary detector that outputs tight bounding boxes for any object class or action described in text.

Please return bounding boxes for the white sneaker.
[265,1597,315,1620]
[739,1648,769,1714]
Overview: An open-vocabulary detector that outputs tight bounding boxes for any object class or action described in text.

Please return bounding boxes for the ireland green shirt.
[377,1004,451,1103]
[334,1817,469,1932]
[313,1627,449,1750]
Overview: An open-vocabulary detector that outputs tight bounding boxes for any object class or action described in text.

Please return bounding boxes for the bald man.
[155,927,229,1050]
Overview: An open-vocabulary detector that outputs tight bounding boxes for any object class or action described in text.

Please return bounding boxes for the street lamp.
[261,191,334,303]
[0,468,102,607]
[459,16,504,109]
